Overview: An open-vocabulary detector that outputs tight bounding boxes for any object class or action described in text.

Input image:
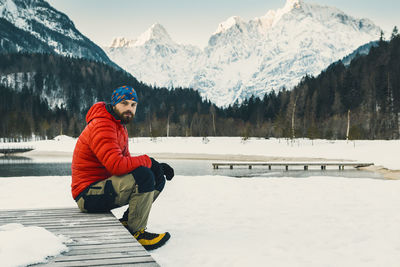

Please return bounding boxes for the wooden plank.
[47,256,156,266]
[0,208,160,266]
[67,241,138,248]
[0,212,113,218]
[58,233,134,240]
[94,264,158,267]
[67,238,137,246]
[0,213,116,220]
[53,251,151,262]
[0,223,127,235]
[0,213,116,219]
[3,223,118,231]
[0,218,117,226]
[68,242,142,249]
[0,209,113,216]
[43,227,129,236]
[0,218,114,226]
[0,222,120,230]
[1,207,84,212]
[0,208,118,216]
[66,246,145,256]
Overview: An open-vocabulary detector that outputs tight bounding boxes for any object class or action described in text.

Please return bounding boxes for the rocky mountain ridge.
[0,0,117,67]
[105,0,382,106]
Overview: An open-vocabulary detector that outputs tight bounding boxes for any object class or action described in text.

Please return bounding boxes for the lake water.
[0,156,383,179]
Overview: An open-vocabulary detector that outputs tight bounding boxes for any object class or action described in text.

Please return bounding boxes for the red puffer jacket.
[71,102,151,199]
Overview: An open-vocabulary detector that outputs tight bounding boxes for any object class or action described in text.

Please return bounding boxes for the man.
[71,85,174,250]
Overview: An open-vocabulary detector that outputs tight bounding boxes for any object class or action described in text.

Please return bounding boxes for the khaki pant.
[76,173,160,233]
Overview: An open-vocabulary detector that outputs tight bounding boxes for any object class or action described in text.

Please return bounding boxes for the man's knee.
[131,167,155,193]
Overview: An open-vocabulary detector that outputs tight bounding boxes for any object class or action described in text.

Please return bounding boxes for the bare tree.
[346,109,350,141]
[210,105,217,136]
[291,93,300,139]
[166,114,170,137]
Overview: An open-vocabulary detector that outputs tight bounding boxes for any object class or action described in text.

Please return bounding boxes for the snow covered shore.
[0,223,70,267]
[7,136,400,178]
[1,175,400,267]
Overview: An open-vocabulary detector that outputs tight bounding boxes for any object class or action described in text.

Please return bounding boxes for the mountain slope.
[0,53,217,138]
[0,0,117,67]
[341,41,379,66]
[105,0,381,106]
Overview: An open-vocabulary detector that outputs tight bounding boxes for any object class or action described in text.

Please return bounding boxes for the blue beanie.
[111,86,138,106]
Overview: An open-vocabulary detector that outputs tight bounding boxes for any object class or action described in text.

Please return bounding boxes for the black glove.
[161,163,174,180]
[150,157,164,180]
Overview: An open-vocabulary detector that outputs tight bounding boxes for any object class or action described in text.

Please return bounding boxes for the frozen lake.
[0,156,383,179]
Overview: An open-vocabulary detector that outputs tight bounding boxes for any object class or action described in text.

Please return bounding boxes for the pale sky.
[48,0,399,48]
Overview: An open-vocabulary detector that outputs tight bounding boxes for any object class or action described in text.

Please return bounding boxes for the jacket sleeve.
[88,119,151,175]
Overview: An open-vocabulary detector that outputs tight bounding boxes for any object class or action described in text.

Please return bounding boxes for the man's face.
[113,99,137,124]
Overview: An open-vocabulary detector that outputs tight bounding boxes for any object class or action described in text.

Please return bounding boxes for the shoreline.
[146,153,399,180]
[15,150,354,162]
[7,150,399,180]
[358,165,400,180]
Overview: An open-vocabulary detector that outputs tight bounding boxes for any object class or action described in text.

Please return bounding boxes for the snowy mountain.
[107,23,202,88]
[105,0,382,106]
[0,0,116,67]
[341,41,379,66]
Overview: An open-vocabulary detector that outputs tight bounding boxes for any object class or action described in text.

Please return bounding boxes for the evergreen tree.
[391,26,399,40]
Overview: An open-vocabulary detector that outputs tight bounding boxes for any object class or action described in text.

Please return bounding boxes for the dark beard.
[116,110,134,124]
[106,104,133,124]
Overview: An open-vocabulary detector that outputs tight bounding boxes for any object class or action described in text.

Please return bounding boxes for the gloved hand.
[150,157,164,180]
[160,163,174,180]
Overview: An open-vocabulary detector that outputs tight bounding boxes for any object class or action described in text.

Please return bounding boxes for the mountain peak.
[214,16,245,34]
[106,0,382,107]
[256,0,303,30]
[109,37,136,48]
[135,23,173,46]
[0,0,116,66]
[284,0,302,11]
[0,0,82,41]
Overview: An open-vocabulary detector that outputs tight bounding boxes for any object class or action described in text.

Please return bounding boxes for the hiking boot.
[133,229,170,250]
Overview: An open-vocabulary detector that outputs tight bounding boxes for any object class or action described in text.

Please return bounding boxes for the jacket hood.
[86,102,118,124]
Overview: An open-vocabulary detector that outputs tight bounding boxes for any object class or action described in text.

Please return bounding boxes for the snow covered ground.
[6,136,400,170]
[1,137,400,266]
[1,175,400,267]
[0,223,71,267]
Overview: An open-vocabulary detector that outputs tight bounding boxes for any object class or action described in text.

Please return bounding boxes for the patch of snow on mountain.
[105,0,382,106]
[0,0,83,42]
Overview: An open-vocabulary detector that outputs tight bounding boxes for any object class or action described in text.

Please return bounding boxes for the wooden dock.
[212,162,374,170]
[0,147,34,155]
[0,208,159,266]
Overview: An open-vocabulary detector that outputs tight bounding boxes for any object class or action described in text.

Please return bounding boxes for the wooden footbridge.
[0,147,33,155]
[212,162,374,170]
[0,208,159,266]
